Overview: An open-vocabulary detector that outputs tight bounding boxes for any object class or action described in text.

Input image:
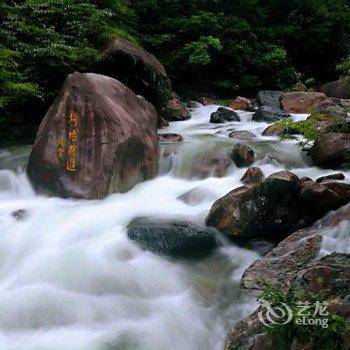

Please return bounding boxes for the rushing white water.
[0,104,349,350]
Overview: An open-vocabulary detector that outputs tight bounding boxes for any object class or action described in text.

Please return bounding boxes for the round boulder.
[27,73,159,199]
[309,133,350,168]
[240,167,264,186]
[210,107,240,123]
[231,144,255,167]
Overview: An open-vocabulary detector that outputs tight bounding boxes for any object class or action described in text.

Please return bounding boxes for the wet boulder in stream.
[127,219,218,258]
[252,106,291,122]
[281,91,328,113]
[206,171,300,239]
[240,167,264,186]
[206,170,350,241]
[27,72,159,199]
[210,107,240,123]
[309,133,350,168]
[230,143,255,167]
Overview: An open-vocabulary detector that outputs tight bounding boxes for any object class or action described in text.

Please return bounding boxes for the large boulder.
[206,171,300,239]
[127,219,218,258]
[27,72,159,199]
[320,79,350,99]
[162,92,191,121]
[96,38,171,112]
[206,170,350,240]
[281,92,327,113]
[308,133,350,168]
[240,227,323,293]
[257,91,283,109]
[252,106,291,122]
[210,107,240,123]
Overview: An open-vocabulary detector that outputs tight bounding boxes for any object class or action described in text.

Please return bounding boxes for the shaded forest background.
[1,0,350,144]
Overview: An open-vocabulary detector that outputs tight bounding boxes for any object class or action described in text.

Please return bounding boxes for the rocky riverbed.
[1,97,350,349]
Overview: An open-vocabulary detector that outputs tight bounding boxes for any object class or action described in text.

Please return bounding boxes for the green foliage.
[0,46,41,118]
[135,0,350,93]
[273,111,350,148]
[0,0,136,129]
[258,281,349,350]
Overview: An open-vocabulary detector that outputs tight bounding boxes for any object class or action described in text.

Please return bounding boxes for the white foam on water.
[0,104,348,349]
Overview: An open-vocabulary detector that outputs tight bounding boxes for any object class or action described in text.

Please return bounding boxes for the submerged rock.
[230,144,255,168]
[27,73,159,199]
[127,219,218,258]
[210,107,240,123]
[229,130,256,140]
[177,186,218,206]
[281,91,327,113]
[190,148,232,178]
[96,38,171,112]
[257,91,283,109]
[162,92,191,121]
[308,133,350,168]
[252,106,291,122]
[158,133,183,143]
[11,209,27,221]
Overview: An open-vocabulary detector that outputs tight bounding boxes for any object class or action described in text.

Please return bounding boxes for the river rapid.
[0,104,349,350]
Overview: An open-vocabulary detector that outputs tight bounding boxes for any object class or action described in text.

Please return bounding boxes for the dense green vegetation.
[1,0,350,143]
[135,0,350,94]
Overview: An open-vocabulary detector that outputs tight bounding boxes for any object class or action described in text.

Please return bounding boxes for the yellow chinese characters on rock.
[56,137,65,160]
[67,111,79,172]
[56,111,79,172]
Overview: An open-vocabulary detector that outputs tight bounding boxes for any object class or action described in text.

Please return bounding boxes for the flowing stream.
[0,104,349,350]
